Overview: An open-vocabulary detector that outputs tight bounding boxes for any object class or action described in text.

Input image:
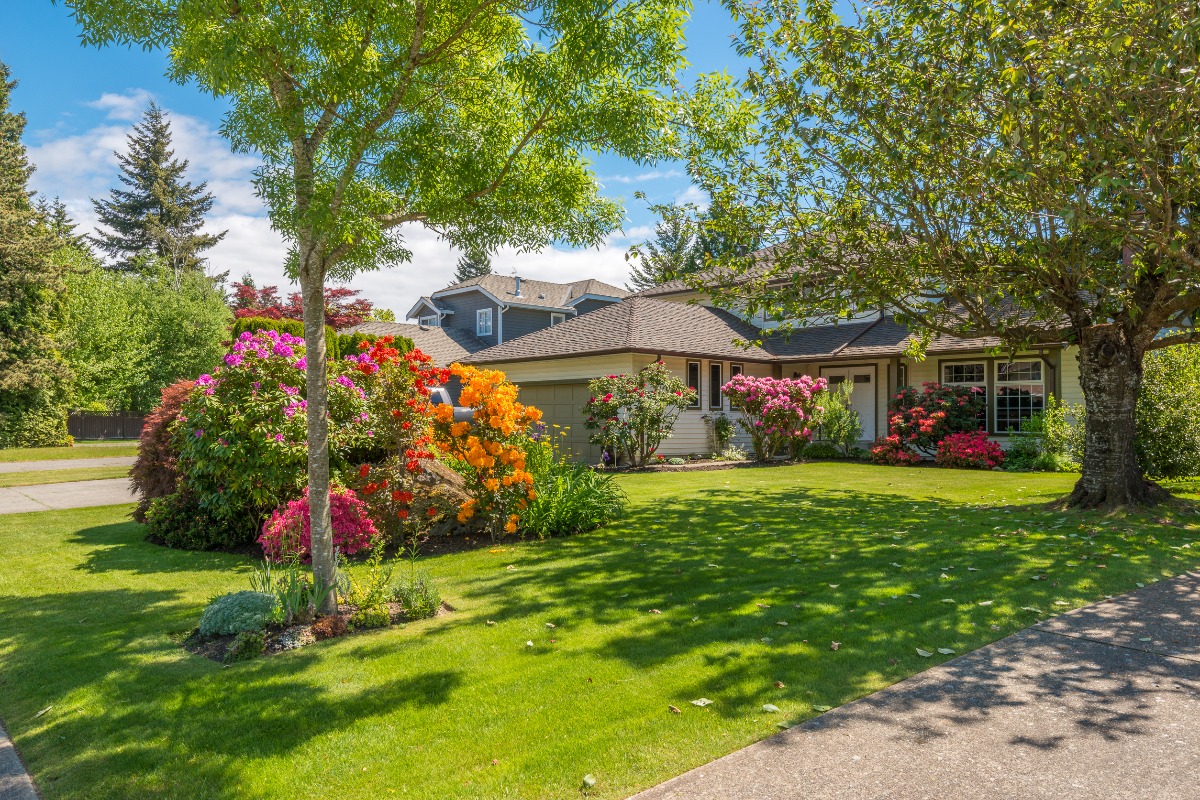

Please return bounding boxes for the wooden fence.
[67,411,145,441]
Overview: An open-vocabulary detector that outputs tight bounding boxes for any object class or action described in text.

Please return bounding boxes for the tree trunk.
[299,249,337,614]
[1066,324,1167,509]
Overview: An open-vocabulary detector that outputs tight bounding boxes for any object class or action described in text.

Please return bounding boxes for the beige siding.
[1058,346,1084,407]
[490,354,637,385]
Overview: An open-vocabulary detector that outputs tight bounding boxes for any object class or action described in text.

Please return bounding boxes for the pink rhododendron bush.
[259,487,379,562]
[935,431,1004,470]
[872,381,987,464]
[721,374,828,461]
[583,362,696,467]
[144,330,390,550]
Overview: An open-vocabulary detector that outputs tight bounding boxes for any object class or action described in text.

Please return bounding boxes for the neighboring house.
[464,261,1085,462]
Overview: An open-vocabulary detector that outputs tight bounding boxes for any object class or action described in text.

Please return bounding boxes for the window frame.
[418,314,439,328]
[686,361,702,409]
[994,359,1046,433]
[939,358,989,432]
[709,362,723,409]
[550,312,566,326]
[730,363,743,378]
[476,308,493,336]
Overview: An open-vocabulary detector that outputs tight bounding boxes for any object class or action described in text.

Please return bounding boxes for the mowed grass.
[2,464,1199,800]
[0,466,131,488]
[0,442,138,462]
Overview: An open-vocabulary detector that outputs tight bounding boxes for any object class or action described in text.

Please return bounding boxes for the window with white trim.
[418,315,439,328]
[730,363,743,378]
[686,361,701,409]
[709,362,723,409]
[942,361,987,429]
[476,308,493,336]
[550,312,566,326]
[995,360,1045,432]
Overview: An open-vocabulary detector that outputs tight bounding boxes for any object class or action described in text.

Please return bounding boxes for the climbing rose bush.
[171,329,381,545]
[583,361,696,467]
[888,382,986,456]
[428,364,541,538]
[721,374,828,461]
[259,487,379,561]
[935,431,1004,470]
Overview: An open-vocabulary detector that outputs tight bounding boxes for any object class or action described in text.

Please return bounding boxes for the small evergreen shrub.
[226,629,266,662]
[803,442,844,459]
[1137,345,1200,478]
[814,383,863,455]
[935,432,1004,470]
[144,489,240,550]
[198,591,278,637]
[667,457,686,465]
[394,572,441,619]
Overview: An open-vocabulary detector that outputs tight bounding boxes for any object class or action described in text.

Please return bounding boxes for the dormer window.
[550,312,565,326]
[476,308,493,336]
[418,315,439,328]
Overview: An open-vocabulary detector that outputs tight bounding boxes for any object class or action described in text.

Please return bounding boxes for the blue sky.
[0,1,751,315]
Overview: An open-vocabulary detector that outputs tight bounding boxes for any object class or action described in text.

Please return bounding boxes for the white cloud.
[674,184,710,210]
[599,168,686,185]
[85,89,155,121]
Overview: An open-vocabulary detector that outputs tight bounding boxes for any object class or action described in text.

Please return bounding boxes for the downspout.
[498,304,507,344]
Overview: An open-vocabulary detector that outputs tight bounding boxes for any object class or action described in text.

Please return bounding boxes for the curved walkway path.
[632,572,1200,800]
[0,478,134,514]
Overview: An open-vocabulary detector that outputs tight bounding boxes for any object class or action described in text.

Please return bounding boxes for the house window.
[730,363,743,378]
[709,363,723,409]
[418,315,439,328]
[686,361,701,409]
[996,360,1045,432]
[550,312,566,326]
[476,308,493,336]
[942,361,987,429]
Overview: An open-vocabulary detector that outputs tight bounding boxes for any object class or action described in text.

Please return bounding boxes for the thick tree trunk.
[1066,324,1167,509]
[299,250,337,614]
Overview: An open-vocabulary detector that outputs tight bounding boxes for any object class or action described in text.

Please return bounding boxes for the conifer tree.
[37,196,87,248]
[453,249,493,284]
[626,210,700,291]
[90,102,225,274]
[0,63,72,447]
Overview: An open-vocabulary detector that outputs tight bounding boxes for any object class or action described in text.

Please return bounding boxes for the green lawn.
[1,464,1198,799]
[0,442,138,462]
[0,466,131,488]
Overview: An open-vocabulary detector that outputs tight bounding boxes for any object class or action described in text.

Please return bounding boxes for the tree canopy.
[228,275,376,328]
[686,0,1200,507]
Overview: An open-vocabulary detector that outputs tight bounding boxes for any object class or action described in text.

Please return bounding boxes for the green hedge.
[229,317,413,363]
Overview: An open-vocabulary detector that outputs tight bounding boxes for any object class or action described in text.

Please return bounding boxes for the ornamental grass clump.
[428,364,542,539]
[583,361,696,467]
[520,435,626,538]
[720,374,828,461]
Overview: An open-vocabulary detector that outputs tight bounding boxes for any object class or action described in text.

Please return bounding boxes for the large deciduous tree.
[91,102,225,275]
[69,0,689,609]
[686,0,1200,508]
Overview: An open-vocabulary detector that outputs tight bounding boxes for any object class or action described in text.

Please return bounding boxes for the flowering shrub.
[169,329,382,547]
[428,364,541,538]
[888,382,986,455]
[131,379,194,523]
[583,362,696,467]
[935,431,1004,470]
[721,374,828,461]
[258,487,379,561]
[870,434,923,465]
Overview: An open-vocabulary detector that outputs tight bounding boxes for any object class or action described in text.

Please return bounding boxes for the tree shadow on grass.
[451,479,1200,741]
[69,520,255,576]
[0,589,462,799]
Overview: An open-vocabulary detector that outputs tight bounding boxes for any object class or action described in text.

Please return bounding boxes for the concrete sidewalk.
[0,456,134,474]
[0,478,135,514]
[632,573,1200,800]
[0,720,37,800]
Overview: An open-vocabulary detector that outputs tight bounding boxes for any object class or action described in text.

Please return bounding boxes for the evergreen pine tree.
[453,249,493,283]
[37,196,87,248]
[0,63,72,447]
[626,211,701,291]
[90,102,226,273]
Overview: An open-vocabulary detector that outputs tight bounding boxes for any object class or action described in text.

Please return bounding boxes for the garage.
[516,382,603,463]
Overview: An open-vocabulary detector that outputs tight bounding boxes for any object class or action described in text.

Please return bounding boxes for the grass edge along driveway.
[0,463,1197,800]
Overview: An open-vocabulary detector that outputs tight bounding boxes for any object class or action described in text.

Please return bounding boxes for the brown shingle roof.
[466,296,776,364]
[344,322,489,366]
[438,274,629,310]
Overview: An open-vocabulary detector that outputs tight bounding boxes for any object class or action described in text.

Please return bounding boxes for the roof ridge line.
[830,315,885,356]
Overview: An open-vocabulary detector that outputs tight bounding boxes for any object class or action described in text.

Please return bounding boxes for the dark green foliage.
[226,630,266,662]
[815,384,863,455]
[1002,398,1084,473]
[229,315,305,341]
[1137,345,1200,479]
[521,439,627,537]
[37,196,88,249]
[0,64,72,448]
[198,591,278,637]
[803,442,844,459]
[90,102,225,273]
[453,250,492,284]
[626,201,762,291]
[394,572,441,619]
[143,489,251,550]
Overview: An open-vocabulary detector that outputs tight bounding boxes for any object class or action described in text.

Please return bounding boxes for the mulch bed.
[183,601,454,663]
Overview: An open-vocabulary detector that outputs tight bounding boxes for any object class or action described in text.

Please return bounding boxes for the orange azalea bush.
[428,364,542,539]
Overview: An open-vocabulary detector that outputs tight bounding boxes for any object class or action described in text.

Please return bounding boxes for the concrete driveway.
[632,572,1200,800]
[0,478,135,514]
[0,456,134,474]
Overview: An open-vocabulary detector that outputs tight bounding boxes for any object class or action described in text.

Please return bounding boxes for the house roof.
[466,296,777,364]
[433,274,630,312]
[345,321,489,366]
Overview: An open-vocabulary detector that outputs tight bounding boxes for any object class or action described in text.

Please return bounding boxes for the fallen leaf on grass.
[828,584,840,589]
[908,593,921,598]
[545,622,556,628]
[977,600,993,606]
[649,609,662,614]
[812,705,832,712]
[937,648,955,655]
[34,706,52,718]
[940,599,956,604]
[505,565,516,571]
[916,648,933,657]
[583,774,597,788]
[691,698,713,707]
[778,621,789,626]
[668,705,681,714]
[830,641,841,651]
[762,704,781,713]
[525,640,534,647]
[486,620,497,626]
[967,567,979,572]
[774,681,786,689]
[1054,601,1071,606]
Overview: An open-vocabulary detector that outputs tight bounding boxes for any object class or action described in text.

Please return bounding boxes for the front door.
[821,367,876,441]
